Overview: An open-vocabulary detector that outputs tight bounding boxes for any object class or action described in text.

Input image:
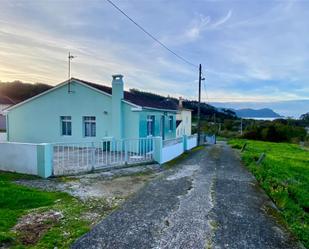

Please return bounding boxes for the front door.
[160,116,165,140]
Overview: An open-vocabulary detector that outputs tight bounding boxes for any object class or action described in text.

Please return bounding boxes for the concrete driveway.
[72,142,303,249]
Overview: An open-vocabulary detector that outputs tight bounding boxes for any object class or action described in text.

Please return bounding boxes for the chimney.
[179,97,183,109]
[112,74,124,139]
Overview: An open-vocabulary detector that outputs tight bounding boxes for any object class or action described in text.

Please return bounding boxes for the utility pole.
[197,64,202,145]
[68,52,75,93]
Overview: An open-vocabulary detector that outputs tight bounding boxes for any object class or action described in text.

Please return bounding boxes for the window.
[61,116,72,136]
[169,116,173,131]
[83,116,96,137]
[147,115,155,136]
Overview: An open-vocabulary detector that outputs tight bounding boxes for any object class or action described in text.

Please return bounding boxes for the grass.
[228,139,309,248]
[0,171,116,249]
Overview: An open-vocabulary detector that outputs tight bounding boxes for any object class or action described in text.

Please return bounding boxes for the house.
[4,75,178,143]
[0,95,15,131]
[176,97,192,137]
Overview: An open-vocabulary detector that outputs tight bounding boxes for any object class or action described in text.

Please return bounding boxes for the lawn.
[229,139,309,248]
[0,171,115,249]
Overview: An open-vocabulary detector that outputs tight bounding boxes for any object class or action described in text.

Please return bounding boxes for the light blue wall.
[139,109,176,140]
[7,81,138,143]
[8,82,112,143]
[123,103,139,139]
[7,80,176,143]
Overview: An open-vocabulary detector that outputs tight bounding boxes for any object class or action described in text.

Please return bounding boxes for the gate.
[52,137,154,176]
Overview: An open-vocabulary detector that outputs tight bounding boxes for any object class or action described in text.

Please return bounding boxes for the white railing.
[52,137,154,176]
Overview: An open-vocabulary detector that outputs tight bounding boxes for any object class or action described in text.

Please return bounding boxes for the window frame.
[169,115,174,131]
[83,116,96,137]
[146,115,155,136]
[60,116,72,136]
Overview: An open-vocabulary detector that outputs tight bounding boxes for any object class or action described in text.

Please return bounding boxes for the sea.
[242,117,283,121]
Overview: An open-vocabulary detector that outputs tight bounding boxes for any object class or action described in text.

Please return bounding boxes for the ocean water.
[242,117,282,121]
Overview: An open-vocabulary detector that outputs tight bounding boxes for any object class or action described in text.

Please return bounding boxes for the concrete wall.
[176,109,192,137]
[161,140,184,164]
[187,135,197,150]
[0,142,38,175]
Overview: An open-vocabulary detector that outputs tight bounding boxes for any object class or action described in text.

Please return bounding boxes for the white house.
[176,97,192,137]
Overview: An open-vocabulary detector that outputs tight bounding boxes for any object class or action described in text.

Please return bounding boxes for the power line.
[105,0,197,68]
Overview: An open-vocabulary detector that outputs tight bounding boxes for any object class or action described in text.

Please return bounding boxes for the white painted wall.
[162,141,184,164]
[176,109,192,137]
[0,133,6,141]
[187,135,197,150]
[0,142,38,175]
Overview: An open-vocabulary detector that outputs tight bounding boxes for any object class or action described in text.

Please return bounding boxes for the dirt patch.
[16,165,161,202]
[13,210,63,245]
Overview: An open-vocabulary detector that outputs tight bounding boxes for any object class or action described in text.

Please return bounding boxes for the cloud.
[212,10,233,28]
[0,0,308,118]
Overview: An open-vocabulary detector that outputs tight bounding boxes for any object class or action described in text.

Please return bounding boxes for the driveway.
[72,142,303,249]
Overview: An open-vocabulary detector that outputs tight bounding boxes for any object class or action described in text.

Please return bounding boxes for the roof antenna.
[68,52,75,93]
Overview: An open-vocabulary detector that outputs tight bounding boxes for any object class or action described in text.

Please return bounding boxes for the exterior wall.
[123,103,139,139]
[139,109,176,140]
[162,141,183,163]
[176,109,192,137]
[0,142,38,175]
[187,135,197,150]
[0,104,10,131]
[0,115,6,130]
[0,132,6,141]
[7,81,116,143]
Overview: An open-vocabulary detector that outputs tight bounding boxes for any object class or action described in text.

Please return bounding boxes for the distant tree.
[0,80,52,102]
[300,112,309,121]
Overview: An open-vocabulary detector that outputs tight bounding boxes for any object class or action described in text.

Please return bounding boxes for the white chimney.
[111,74,124,139]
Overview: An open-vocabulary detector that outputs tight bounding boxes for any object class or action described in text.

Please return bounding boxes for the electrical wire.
[105,0,198,68]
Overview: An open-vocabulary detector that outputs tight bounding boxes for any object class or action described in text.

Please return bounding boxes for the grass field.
[229,139,309,248]
[0,172,115,249]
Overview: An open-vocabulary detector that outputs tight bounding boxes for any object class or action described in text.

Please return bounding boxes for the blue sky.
[0,0,308,117]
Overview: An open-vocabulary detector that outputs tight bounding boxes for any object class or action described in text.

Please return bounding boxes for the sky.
[0,0,308,117]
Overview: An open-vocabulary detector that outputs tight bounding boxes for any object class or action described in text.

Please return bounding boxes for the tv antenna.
[68,52,75,93]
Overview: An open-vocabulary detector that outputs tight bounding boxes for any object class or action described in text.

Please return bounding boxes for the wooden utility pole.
[197,64,202,145]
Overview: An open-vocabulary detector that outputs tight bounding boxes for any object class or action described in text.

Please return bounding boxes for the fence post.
[37,143,53,178]
[124,140,128,164]
[91,142,95,171]
[183,135,188,152]
[153,136,163,164]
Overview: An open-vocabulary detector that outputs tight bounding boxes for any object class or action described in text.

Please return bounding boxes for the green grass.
[228,139,309,248]
[0,171,116,249]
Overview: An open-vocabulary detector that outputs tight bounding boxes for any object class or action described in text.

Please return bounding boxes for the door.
[160,116,165,140]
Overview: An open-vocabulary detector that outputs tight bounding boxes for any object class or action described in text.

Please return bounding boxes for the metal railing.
[52,137,154,176]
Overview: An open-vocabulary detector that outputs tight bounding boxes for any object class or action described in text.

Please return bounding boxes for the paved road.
[72,142,303,249]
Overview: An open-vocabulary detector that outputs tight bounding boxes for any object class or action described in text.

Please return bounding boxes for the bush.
[243,123,306,143]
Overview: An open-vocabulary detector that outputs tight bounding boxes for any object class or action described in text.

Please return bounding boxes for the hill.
[234,108,282,118]
[0,81,236,121]
[0,80,52,104]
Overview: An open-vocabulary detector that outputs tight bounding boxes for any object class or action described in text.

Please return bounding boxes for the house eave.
[142,106,178,113]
